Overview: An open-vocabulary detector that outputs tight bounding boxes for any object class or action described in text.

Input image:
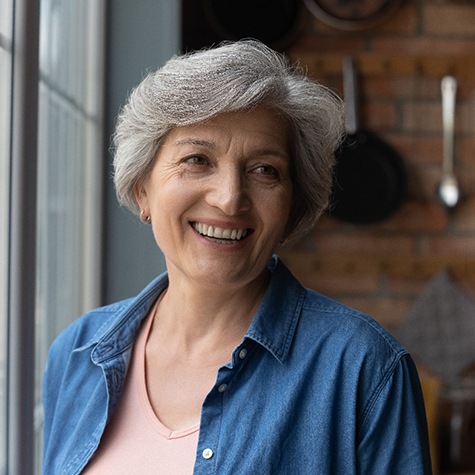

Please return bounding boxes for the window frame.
[7,0,40,473]
[3,0,106,473]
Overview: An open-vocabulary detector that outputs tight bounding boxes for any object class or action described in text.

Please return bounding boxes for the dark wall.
[103,0,180,303]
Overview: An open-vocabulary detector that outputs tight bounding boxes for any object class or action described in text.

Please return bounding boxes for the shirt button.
[202,448,214,460]
[217,383,228,393]
[239,348,248,359]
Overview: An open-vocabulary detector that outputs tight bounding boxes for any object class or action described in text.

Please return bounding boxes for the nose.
[205,166,251,215]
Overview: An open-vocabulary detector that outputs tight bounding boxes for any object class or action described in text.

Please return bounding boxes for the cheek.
[261,189,293,233]
[151,181,201,225]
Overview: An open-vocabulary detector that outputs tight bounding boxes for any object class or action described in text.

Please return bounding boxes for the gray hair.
[113,40,344,240]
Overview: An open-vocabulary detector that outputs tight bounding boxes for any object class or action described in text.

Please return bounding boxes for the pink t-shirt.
[84,301,200,474]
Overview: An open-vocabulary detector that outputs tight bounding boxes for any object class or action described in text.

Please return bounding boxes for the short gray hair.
[113,40,344,240]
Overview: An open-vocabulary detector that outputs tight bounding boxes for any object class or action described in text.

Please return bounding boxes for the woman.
[42,40,431,474]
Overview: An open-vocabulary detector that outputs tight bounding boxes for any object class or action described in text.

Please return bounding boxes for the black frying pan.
[303,0,403,31]
[202,0,304,51]
[329,57,407,224]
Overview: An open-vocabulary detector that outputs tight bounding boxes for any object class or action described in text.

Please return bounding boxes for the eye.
[252,164,280,178]
[184,155,208,166]
[177,155,211,176]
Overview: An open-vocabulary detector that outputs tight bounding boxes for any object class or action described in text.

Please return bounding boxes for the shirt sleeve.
[357,354,433,474]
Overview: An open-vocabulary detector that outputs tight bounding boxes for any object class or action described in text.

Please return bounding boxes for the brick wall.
[281,0,475,333]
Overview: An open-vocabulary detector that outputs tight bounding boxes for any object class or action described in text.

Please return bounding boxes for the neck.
[153,269,270,349]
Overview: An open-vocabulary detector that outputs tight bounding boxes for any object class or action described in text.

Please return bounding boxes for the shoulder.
[48,271,169,359]
[299,287,406,362]
[269,256,407,364]
[299,289,419,421]
[296,289,420,416]
[42,273,168,420]
[302,288,403,353]
[47,298,134,359]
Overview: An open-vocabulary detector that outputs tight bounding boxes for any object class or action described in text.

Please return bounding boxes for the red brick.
[302,2,418,36]
[363,77,440,101]
[388,275,434,297]
[455,101,475,135]
[422,235,475,256]
[391,134,442,167]
[311,232,416,255]
[360,101,398,130]
[400,96,473,136]
[458,136,475,170]
[338,296,413,329]
[452,79,475,101]
[279,252,382,293]
[423,5,475,37]
[282,0,475,322]
[402,102,441,134]
[405,165,427,199]
[289,36,365,56]
[371,37,475,56]
[378,200,450,232]
[457,169,475,198]
[370,3,419,35]
[453,196,475,233]
[410,166,448,200]
[293,271,381,296]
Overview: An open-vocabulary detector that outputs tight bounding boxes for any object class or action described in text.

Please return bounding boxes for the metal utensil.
[437,76,460,209]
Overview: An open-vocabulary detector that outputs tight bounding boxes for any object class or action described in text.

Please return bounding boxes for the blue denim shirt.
[42,256,431,474]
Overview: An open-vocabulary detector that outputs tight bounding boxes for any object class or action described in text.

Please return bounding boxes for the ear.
[134,182,149,212]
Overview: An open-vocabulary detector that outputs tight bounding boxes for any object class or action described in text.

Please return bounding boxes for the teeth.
[192,222,248,241]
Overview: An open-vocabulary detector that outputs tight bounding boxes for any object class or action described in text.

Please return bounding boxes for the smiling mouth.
[191,222,250,242]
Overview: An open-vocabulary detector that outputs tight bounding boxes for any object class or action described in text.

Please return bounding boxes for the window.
[35,0,105,470]
[3,1,178,471]
[1,0,105,472]
[0,0,13,471]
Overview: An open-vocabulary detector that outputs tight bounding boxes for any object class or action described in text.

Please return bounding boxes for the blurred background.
[1,0,474,473]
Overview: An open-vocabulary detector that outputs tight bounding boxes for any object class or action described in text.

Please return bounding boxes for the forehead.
[163,107,290,149]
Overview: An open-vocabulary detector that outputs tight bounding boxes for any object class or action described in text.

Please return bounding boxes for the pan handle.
[343,56,359,134]
[441,76,457,175]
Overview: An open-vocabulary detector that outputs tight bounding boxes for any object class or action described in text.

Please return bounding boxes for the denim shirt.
[42,255,432,474]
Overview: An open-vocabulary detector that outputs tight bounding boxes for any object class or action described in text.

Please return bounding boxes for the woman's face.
[135,107,293,291]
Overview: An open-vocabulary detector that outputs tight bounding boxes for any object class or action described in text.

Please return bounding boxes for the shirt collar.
[91,274,169,363]
[92,255,304,365]
[244,255,306,364]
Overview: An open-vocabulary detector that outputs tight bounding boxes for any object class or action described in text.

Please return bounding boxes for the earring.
[140,210,152,224]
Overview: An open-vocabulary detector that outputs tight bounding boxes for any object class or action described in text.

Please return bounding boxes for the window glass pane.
[0,0,13,471]
[35,0,105,470]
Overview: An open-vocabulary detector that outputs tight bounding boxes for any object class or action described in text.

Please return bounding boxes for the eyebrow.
[170,138,217,149]
[170,137,289,161]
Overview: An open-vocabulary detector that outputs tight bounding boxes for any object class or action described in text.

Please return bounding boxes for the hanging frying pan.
[202,0,304,50]
[304,0,403,31]
[329,57,407,224]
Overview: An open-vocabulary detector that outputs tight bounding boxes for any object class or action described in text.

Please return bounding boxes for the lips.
[191,222,249,241]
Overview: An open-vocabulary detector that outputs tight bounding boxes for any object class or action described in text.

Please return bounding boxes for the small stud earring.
[140,210,151,224]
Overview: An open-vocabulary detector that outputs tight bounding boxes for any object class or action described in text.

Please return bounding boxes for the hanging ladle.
[437,75,460,209]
